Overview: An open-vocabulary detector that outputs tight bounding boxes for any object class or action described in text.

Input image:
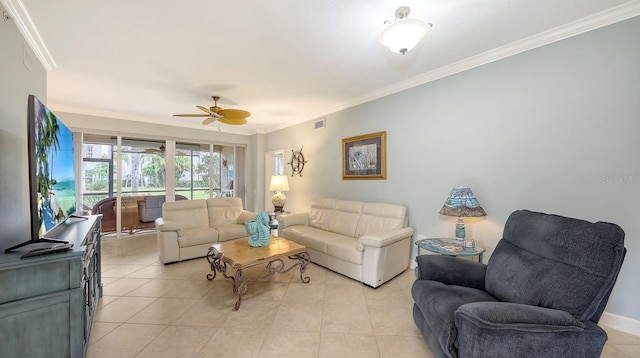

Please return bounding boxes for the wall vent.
[314,118,326,129]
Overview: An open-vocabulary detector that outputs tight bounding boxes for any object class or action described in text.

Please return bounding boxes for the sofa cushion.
[328,200,363,238]
[355,202,407,238]
[207,197,243,226]
[283,225,347,253]
[282,226,316,248]
[309,198,338,230]
[163,200,209,229]
[326,237,363,265]
[216,223,248,242]
[177,227,218,247]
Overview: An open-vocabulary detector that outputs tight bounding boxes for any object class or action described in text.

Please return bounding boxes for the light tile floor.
[88,234,640,358]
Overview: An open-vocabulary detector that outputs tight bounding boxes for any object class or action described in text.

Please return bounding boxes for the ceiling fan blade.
[202,117,217,125]
[173,113,210,117]
[196,105,223,118]
[219,117,247,125]
[218,109,250,119]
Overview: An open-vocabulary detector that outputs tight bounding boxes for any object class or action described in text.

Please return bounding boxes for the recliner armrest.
[456,301,585,332]
[358,227,414,249]
[415,255,486,289]
[278,212,309,229]
[454,302,605,358]
[155,218,184,236]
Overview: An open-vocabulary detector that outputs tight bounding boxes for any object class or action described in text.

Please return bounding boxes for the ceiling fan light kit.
[379,6,432,55]
[173,95,250,126]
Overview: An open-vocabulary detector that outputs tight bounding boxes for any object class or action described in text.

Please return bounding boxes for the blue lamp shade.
[439,187,486,240]
[439,187,487,217]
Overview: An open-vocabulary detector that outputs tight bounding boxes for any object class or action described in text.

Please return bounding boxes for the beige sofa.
[155,197,256,264]
[278,198,414,287]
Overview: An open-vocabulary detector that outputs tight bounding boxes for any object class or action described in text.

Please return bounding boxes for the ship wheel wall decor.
[288,148,308,176]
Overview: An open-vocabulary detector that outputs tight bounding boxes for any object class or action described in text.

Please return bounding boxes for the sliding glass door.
[175,142,215,200]
[174,143,240,199]
[81,134,246,237]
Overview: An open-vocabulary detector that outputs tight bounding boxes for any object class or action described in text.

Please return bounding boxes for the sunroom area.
[81,134,245,237]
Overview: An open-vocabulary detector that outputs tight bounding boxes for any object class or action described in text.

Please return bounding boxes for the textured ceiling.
[10,0,639,135]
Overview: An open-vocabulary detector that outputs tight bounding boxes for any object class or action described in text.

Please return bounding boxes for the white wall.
[0,8,47,252]
[246,133,266,212]
[265,17,640,323]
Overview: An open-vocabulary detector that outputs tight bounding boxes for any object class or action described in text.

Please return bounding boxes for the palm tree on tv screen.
[36,108,61,233]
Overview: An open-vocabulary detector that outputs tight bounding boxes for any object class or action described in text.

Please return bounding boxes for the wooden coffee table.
[206,236,310,310]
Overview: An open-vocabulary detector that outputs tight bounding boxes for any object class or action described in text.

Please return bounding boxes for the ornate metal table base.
[206,250,310,311]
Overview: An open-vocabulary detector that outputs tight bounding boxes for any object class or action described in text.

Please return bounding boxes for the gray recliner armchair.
[412,210,626,358]
[138,195,188,223]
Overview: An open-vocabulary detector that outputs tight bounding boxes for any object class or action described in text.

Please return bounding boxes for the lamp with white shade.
[269,175,289,212]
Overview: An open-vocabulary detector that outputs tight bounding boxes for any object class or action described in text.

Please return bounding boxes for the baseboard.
[600,312,640,337]
[408,259,640,337]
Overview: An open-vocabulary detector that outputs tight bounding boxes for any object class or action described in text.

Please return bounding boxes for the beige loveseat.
[155,197,256,264]
[278,198,414,287]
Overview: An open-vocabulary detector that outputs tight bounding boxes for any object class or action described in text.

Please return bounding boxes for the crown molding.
[1,0,56,71]
[323,1,640,119]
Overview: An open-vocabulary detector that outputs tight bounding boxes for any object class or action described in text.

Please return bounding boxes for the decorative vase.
[245,211,271,247]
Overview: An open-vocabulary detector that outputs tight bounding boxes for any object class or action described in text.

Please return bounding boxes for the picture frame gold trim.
[342,131,386,180]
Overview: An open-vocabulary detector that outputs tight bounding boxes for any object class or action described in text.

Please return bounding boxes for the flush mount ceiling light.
[379,6,432,55]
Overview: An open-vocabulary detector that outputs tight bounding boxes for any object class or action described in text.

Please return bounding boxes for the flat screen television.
[5,95,80,252]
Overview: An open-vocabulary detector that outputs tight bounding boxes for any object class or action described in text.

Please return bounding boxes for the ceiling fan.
[144,144,166,154]
[144,144,187,156]
[173,96,251,125]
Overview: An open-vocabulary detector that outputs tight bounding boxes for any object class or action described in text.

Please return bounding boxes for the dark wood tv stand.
[0,215,102,358]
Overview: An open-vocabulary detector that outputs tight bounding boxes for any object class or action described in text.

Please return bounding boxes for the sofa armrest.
[237,211,258,224]
[155,218,184,236]
[358,227,414,249]
[277,212,309,229]
[415,255,486,289]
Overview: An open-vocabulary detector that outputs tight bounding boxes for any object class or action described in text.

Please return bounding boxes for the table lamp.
[269,175,289,212]
[439,187,486,242]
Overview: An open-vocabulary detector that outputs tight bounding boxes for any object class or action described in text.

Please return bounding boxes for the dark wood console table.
[0,215,102,358]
